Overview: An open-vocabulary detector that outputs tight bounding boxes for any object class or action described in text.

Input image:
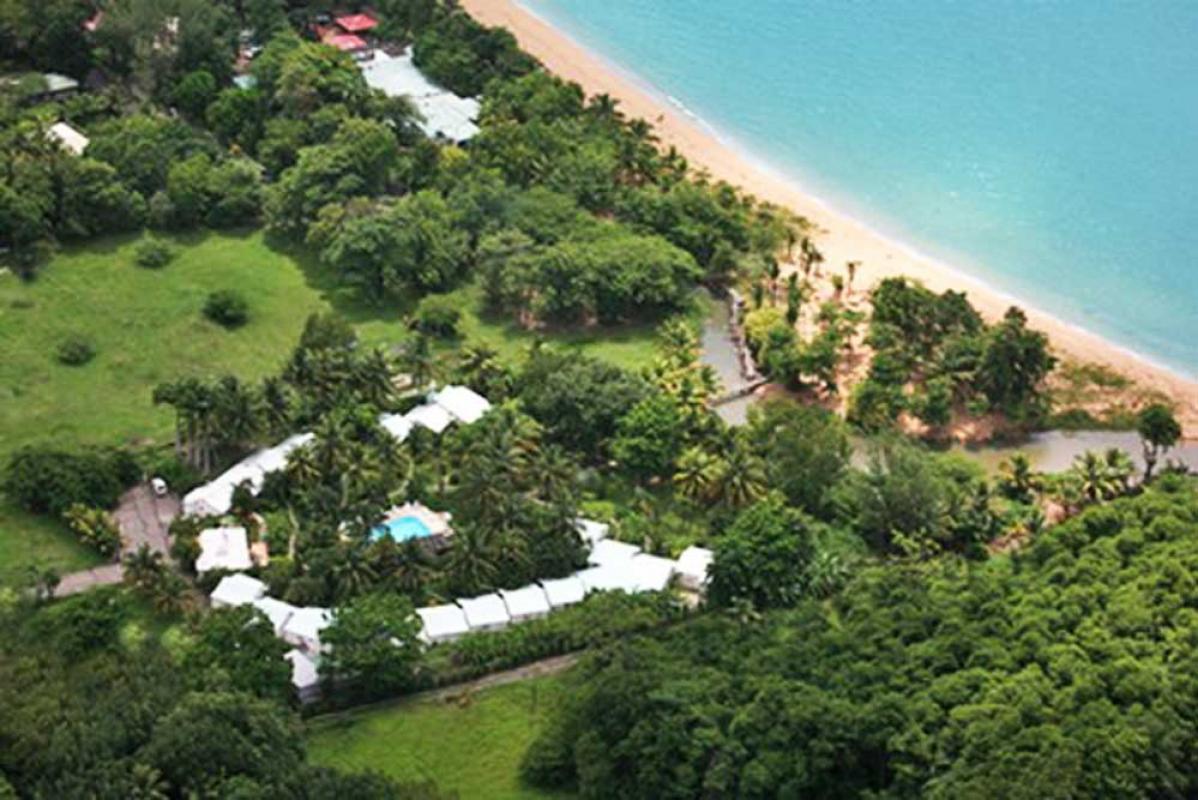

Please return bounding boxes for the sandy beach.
[461,0,1198,437]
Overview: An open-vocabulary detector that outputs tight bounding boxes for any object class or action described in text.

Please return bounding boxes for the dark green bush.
[203,289,249,328]
[413,295,461,337]
[4,446,140,515]
[134,237,175,268]
[55,334,96,366]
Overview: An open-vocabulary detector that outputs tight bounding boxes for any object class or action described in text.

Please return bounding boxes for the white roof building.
[47,121,88,155]
[416,603,470,644]
[361,50,481,142]
[281,606,333,653]
[675,546,714,592]
[379,412,413,442]
[499,584,551,622]
[432,385,492,424]
[577,563,637,595]
[285,648,321,702]
[458,593,511,632]
[252,597,299,634]
[539,575,587,609]
[405,402,454,434]
[576,518,610,547]
[588,538,641,567]
[196,526,252,574]
[209,573,267,608]
[630,553,676,593]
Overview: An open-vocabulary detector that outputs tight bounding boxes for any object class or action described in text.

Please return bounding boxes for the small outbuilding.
[499,584,552,622]
[281,606,333,653]
[333,12,378,33]
[285,649,321,703]
[675,546,714,592]
[47,121,88,155]
[577,563,637,595]
[432,385,492,424]
[539,575,587,609]
[588,538,641,567]
[209,573,267,608]
[404,402,454,434]
[252,597,299,635]
[416,603,470,644]
[196,526,252,574]
[629,553,676,593]
[458,593,511,632]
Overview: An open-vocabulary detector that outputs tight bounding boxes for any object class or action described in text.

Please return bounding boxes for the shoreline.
[460,0,1198,438]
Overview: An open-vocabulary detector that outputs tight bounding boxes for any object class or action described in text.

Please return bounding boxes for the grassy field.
[0,230,669,582]
[306,676,571,800]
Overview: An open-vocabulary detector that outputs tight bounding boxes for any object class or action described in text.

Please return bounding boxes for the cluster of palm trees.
[673,438,767,510]
[152,376,270,474]
[1000,447,1139,520]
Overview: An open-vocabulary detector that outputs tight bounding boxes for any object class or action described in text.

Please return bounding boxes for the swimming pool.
[372,515,434,542]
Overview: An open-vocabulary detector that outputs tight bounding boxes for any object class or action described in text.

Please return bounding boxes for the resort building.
[379,411,413,442]
[416,603,470,644]
[360,50,481,142]
[577,563,638,595]
[629,553,677,593]
[47,121,88,155]
[403,401,454,434]
[281,607,333,654]
[575,518,610,547]
[458,593,511,632]
[313,12,377,59]
[285,649,321,703]
[588,538,641,567]
[195,526,252,574]
[182,432,313,517]
[675,546,714,592]
[499,584,552,622]
[251,597,299,635]
[209,573,267,608]
[539,575,587,609]
[432,385,492,424]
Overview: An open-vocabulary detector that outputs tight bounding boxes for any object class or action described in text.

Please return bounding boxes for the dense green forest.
[523,479,1198,799]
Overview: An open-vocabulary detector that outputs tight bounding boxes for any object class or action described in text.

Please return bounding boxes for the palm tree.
[123,544,165,593]
[713,440,767,509]
[1072,450,1117,504]
[446,524,500,596]
[998,453,1042,503]
[673,447,720,504]
[1103,448,1136,495]
[400,333,436,389]
[330,544,378,601]
[846,261,860,294]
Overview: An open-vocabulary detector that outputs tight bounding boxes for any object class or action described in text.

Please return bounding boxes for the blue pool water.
[372,515,433,542]
[523,0,1198,378]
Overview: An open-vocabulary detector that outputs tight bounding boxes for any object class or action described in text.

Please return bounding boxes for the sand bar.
[461,0,1198,438]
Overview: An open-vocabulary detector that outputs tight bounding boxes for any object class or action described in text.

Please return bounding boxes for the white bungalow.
[379,412,413,442]
[404,402,454,434]
[458,593,511,632]
[416,603,470,644]
[539,575,587,609]
[281,606,333,653]
[577,563,637,594]
[575,518,610,547]
[675,546,714,592]
[47,121,88,155]
[629,553,676,593]
[252,597,298,635]
[195,526,252,574]
[432,385,491,424]
[209,573,267,608]
[499,584,551,622]
[285,649,321,703]
[588,538,641,567]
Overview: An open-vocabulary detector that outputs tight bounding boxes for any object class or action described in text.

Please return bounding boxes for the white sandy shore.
[461,0,1198,437]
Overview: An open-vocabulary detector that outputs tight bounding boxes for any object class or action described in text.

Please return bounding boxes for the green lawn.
[306,676,571,800]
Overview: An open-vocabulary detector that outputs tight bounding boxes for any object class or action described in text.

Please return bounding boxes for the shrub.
[203,289,249,328]
[56,335,96,366]
[63,503,122,557]
[4,447,140,515]
[413,294,461,337]
[134,237,175,269]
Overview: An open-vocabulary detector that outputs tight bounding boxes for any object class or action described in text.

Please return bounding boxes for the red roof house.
[324,33,368,52]
[333,13,378,33]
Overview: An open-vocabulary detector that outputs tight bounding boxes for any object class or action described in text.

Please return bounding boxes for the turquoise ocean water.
[523,0,1198,377]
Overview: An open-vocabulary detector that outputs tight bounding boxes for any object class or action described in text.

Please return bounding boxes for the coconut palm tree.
[998,453,1042,503]
[330,544,378,601]
[1072,450,1117,504]
[713,440,767,509]
[1103,448,1136,495]
[674,447,720,505]
[123,544,165,593]
[446,523,500,596]
[846,261,860,294]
